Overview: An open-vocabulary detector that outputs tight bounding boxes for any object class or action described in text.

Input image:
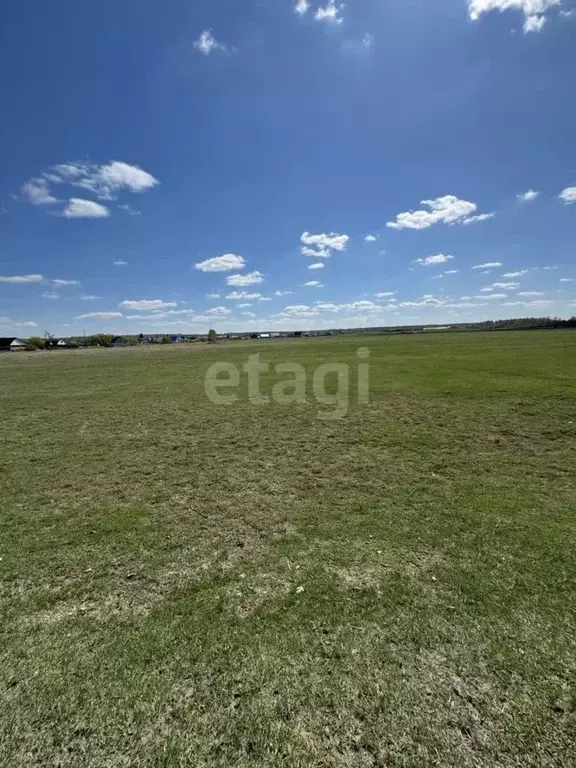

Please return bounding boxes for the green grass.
[1,330,575,766]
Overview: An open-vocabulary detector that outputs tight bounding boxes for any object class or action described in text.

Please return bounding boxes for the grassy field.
[1,330,576,767]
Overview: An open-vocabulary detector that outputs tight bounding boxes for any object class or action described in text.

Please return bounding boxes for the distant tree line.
[470,317,576,331]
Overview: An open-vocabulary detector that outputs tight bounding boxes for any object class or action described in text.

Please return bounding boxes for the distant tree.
[207,328,217,344]
[161,335,173,344]
[26,337,45,349]
[86,334,113,347]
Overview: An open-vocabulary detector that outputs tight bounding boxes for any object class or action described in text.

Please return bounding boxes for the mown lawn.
[1,330,575,767]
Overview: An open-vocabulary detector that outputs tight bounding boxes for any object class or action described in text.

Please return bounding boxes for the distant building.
[0,337,27,352]
[111,336,130,347]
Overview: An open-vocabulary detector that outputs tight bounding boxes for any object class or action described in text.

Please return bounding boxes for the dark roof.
[0,337,21,345]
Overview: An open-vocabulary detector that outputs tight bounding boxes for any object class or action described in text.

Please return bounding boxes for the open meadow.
[1,330,575,767]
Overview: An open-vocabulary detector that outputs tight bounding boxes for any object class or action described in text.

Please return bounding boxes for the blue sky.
[1,0,575,334]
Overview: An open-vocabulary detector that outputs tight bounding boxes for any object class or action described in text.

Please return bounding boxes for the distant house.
[0,337,27,352]
[111,336,129,347]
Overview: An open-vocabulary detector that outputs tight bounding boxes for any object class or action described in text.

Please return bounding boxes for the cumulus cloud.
[119,300,178,311]
[364,234,377,242]
[76,312,123,319]
[502,270,528,277]
[375,291,396,297]
[415,254,454,266]
[517,189,539,202]
[225,271,264,286]
[194,30,227,55]
[559,278,573,282]
[300,231,349,258]
[315,2,344,23]
[20,178,59,205]
[195,254,246,272]
[467,0,559,34]
[62,199,110,219]
[114,260,128,266]
[295,0,309,14]
[386,195,491,230]
[0,274,44,284]
[518,291,545,296]
[44,161,158,201]
[559,186,576,204]
[308,262,325,269]
[472,262,503,269]
[303,280,324,287]
[275,291,292,296]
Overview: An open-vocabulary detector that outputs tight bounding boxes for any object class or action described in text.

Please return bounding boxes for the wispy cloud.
[0,274,44,284]
[517,189,539,202]
[194,30,227,55]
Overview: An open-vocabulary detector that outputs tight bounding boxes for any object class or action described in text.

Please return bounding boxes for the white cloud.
[559,187,576,204]
[282,304,320,317]
[114,260,128,266]
[502,270,528,277]
[295,0,309,14]
[481,281,519,291]
[225,271,264,286]
[274,290,292,296]
[375,291,396,297]
[52,279,80,287]
[362,33,374,49]
[517,189,539,202]
[195,254,246,273]
[467,1,559,34]
[559,278,573,282]
[501,299,552,307]
[41,292,60,300]
[303,280,324,287]
[444,269,460,274]
[415,254,454,266]
[76,312,123,319]
[237,303,254,308]
[119,300,178,311]
[315,2,344,24]
[517,291,546,297]
[523,13,546,31]
[194,30,227,55]
[226,291,262,300]
[206,306,232,316]
[0,317,38,328]
[462,212,495,225]
[300,231,349,258]
[80,295,101,301]
[364,234,377,242]
[386,195,490,230]
[62,199,110,219]
[206,293,221,299]
[308,262,325,270]
[21,178,59,205]
[47,161,158,201]
[258,297,272,301]
[0,274,44,284]
[472,262,503,269]
[475,293,508,299]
